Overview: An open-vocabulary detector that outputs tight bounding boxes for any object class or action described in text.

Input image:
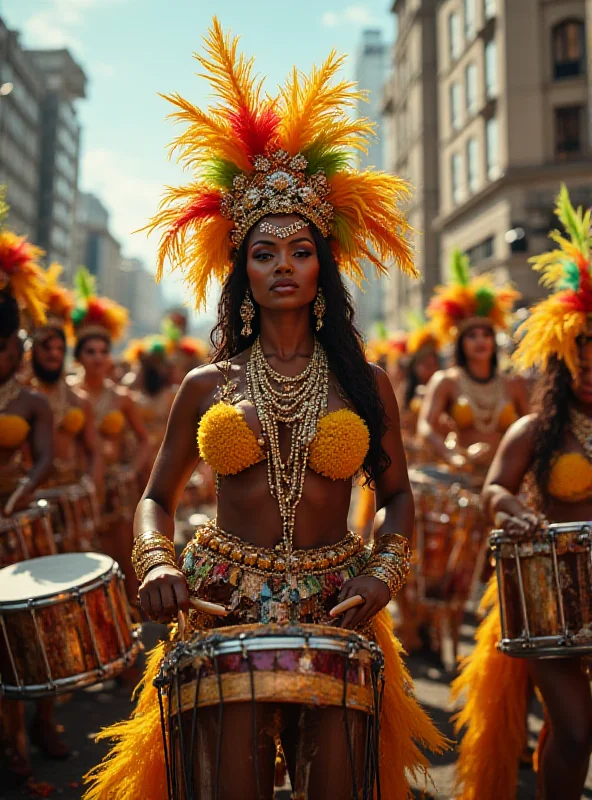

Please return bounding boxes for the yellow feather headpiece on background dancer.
[427,248,519,344]
[72,267,129,343]
[0,186,47,325]
[513,184,592,379]
[145,17,417,308]
[33,262,75,340]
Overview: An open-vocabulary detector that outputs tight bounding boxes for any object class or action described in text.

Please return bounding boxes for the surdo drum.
[0,552,142,697]
[491,522,592,657]
[154,623,385,800]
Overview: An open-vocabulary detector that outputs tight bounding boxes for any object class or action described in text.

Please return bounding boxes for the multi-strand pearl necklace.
[458,370,506,434]
[246,337,329,566]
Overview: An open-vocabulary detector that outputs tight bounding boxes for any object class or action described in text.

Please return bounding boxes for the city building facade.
[0,19,44,240]
[352,29,391,335]
[74,192,122,300]
[383,0,440,318]
[435,0,592,305]
[28,48,86,278]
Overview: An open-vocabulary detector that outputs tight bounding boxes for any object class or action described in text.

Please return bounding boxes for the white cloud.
[80,148,161,266]
[22,0,125,53]
[321,5,375,27]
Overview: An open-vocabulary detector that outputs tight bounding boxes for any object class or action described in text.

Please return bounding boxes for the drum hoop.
[0,562,122,611]
[490,521,592,547]
[0,504,52,531]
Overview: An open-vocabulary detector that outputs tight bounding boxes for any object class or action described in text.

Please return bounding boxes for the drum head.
[0,552,114,604]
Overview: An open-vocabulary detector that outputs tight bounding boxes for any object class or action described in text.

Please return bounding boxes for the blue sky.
[2,0,393,307]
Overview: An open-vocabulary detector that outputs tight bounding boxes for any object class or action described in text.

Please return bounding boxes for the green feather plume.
[474,286,495,316]
[303,144,350,178]
[450,248,470,286]
[0,185,9,226]
[558,258,581,291]
[555,183,589,254]
[161,317,182,343]
[74,267,96,301]
[202,158,241,190]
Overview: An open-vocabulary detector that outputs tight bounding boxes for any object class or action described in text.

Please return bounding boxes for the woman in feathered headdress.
[84,19,448,800]
[453,186,592,800]
[418,248,529,478]
[0,192,66,780]
[69,267,149,604]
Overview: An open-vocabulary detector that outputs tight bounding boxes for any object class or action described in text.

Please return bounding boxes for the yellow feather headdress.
[513,185,592,378]
[145,18,417,308]
[0,186,47,325]
[31,262,75,340]
[427,248,519,344]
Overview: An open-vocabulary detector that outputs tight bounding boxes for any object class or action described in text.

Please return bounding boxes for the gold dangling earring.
[240,289,255,337]
[314,288,326,332]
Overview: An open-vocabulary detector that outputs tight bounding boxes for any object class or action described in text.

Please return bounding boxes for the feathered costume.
[84,19,448,799]
[514,184,592,378]
[451,186,592,799]
[34,262,75,339]
[144,18,417,308]
[72,267,129,343]
[428,248,519,343]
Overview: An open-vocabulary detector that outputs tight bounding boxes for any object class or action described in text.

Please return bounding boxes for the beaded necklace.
[0,376,21,413]
[569,407,592,462]
[458,370,506,434]
[31,377,69,426]
[245,337,329,570]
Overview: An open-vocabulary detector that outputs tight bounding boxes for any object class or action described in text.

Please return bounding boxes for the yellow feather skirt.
[84,609,448,799]
[451,577,530,800]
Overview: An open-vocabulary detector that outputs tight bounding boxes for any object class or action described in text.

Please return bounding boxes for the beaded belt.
[194,520,365,576]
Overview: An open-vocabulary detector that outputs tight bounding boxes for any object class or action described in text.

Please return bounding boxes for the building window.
[486,116,499,179]
[484,0,496,20]
[465,62,477,115]
[552,20,585,79]
[451,152,464,205]
[466,236,494,264]
[467,137,479,193]
[449,12,462,62]
[450,82,462,131]
[555,106,583,159]
[464,0,475,39]
[485,39,498,99]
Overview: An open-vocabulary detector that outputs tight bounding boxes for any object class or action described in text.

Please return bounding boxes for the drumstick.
[329,594,365,617]
[189,597,230,616]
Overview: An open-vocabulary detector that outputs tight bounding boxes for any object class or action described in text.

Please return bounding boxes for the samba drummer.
[84,19,447,800]
[419,248,529,480]
[29,264,101,499]
[453,187,592,800]
[69,268,149,602]
[0,211,71,779]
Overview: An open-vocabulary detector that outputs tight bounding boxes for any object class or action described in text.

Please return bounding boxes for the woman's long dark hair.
[210,224,391,484]
[455,325,498,378]
[529,356,573,507]
[0,290,20,338]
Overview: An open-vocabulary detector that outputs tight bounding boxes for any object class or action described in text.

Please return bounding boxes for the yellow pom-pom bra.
[99,409,125,437]
[61,407,85,435]
[0,415,30,450]
[197,402,369,480]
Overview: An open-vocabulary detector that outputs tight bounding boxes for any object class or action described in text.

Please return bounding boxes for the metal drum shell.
[0,503,57,568]
[490,522,592,658]
[0,553,142,697]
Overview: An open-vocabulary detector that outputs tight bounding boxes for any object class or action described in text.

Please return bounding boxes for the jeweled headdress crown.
[146,18,417,308]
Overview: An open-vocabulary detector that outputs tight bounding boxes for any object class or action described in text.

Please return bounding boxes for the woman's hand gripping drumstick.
[330,574,392,629]
[138,564,230,624]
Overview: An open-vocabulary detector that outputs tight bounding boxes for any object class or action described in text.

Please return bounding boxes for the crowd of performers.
[1,19,592,800]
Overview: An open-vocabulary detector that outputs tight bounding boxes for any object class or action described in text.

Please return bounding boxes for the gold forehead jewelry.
[259,219,310,240]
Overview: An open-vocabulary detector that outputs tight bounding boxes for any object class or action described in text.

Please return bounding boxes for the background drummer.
[418,248,529,481]
[455,188,592,800]
[0,224,69,780]
[69,268,149,603]
[29,264,100,492]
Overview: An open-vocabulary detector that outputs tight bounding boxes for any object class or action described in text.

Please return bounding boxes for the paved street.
[2,618,592,800]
